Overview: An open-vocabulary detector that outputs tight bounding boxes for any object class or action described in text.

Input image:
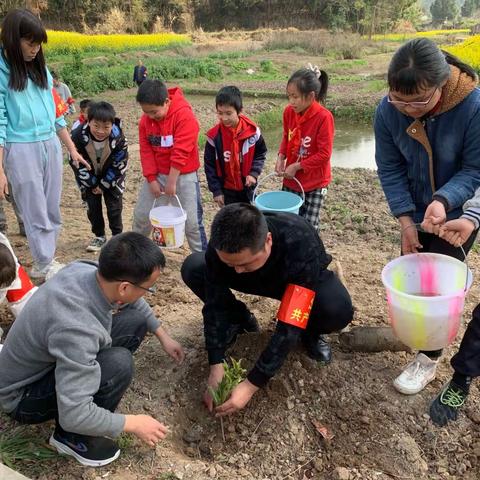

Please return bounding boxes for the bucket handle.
[401,222,470,292]
[152,194,186,216]
[252,172,305,205]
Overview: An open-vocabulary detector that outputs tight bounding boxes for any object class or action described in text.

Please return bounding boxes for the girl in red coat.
[275,66,333,231]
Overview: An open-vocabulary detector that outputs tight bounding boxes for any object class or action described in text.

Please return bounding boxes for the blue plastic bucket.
[253,173,304,214]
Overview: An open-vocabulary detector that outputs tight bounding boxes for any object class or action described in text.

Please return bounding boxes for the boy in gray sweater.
[0,232,184,467]
[429,188,480,426]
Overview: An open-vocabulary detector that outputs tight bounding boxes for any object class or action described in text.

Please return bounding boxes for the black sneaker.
[49,428,120,467]
[303,335,332,364]
[429,381,469,427]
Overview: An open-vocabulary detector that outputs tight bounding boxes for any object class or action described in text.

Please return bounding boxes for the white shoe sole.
[86,246,102,252]
[49,434,120,467]
[393,373,436,395]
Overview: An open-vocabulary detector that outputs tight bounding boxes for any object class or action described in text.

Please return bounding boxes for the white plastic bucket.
[149,195,187,249]
[381,252,473,351]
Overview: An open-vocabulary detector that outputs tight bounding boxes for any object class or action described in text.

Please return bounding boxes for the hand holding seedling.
[439,218,476,247]
[204,363,225,412]
[421,200,446,234]
[215,379,259,416]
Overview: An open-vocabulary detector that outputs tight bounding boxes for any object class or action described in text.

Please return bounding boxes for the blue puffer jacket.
[375,66,480,223]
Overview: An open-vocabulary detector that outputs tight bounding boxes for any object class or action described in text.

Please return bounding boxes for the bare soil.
[1,90,480,480]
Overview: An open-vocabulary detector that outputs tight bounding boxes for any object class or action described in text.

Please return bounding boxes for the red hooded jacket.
[139,87,200,181]
[279,102,334,192]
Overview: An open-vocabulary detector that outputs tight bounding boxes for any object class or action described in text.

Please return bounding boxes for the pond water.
[262,120,377,170]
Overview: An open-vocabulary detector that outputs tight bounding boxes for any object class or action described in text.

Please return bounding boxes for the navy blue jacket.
[375,68,480,223]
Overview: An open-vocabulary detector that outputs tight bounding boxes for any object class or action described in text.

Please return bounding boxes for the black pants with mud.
[11,309,147,429]
[413,230,477,358]
[85,189,123,238]
[450,303,480,378]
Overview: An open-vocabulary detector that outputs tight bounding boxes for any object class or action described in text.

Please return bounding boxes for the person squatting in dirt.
[0,233,185,467]
[181,203,353,415]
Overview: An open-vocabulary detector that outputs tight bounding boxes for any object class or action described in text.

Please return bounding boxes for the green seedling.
[209,357,246,406]
[209,357,246,442]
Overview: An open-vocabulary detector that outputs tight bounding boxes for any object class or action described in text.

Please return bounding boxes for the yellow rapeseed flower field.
[371,29,470,42]
[445,35,480,71]
[44,30,189,53]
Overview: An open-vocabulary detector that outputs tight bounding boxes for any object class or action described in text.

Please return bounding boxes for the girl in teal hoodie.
[0,9,88,279]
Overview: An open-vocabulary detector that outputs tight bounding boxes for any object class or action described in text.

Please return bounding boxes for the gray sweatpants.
[3,137,63,266]
[132,172,207,253]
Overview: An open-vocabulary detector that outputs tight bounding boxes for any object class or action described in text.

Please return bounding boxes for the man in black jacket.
[181,203,353,415]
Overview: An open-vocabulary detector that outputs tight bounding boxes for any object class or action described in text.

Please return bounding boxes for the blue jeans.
[11,308,147,426]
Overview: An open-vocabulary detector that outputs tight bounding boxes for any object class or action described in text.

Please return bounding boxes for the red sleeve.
[139,116,158,182]
[278,107,290,156]
[299,111,334,173]
[170,109,200,171]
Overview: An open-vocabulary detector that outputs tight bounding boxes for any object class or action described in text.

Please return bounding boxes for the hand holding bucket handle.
[401,222,469,292]
[252,172,305,206]
[151,193,186,216]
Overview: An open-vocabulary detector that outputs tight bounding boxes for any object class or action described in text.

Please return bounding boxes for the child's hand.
[245,175,257,188]
[439,218,476,247]
[284,162,301,180]
[215,379,258,417]
[214,195,225,208]
[275,156,285,175]
[204,363,225,412]
[92,187,102,195]
[164,177,177,196]
[148,180,164,198]
[421,200,447,234]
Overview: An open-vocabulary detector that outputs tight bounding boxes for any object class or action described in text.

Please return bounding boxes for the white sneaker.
[86,236,106,252]
[0,344,3,353]
[393,352,438,395]
[30,259,65,281]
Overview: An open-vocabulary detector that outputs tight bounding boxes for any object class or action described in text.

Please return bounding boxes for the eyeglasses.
[387,88,438,109]
[114,279,157,294]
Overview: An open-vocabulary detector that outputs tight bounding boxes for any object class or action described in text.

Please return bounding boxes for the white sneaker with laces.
[393,352,438,395]
[86,236,106,253]
[30,259,65,281]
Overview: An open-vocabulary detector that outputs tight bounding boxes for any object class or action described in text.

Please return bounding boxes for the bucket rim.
[254,190,303,211]
[381,252,472,300]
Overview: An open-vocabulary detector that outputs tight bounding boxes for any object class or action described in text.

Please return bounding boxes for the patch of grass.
[329,59,368,69]
[361,79,387,93]
[117,433,135,450]
[255,107,284,131]
[0,427,57,469]
[329,104,377,123]
[208,51,250,60]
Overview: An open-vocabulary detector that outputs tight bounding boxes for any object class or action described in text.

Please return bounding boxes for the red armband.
[6,266,35,303]
[66,96,75,105]
[52,89,68,118]
[277,284,316,329]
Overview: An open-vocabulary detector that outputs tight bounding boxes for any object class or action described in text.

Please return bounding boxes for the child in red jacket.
[132,80,207,252]
[204,86,267,207]
[275,65,334,231]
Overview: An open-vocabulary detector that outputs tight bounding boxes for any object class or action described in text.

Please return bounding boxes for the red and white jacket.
[0,233,37,318]
[138,87,200,181]
[279,102,334,192]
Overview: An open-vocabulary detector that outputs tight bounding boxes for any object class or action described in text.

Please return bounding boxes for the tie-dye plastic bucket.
[381,253,472,351]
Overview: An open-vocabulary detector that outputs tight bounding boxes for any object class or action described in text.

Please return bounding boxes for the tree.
[430,0,459,23]
[461,0,480,17]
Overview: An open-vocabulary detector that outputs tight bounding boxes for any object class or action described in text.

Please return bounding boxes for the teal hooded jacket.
[0,49,66,146]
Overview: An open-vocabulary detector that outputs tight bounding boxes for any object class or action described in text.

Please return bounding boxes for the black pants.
[85,189,123,238]
[11,308,147,428]
[406,230,477,357]
[181,252,353,339]
[451,303,480,378]
[224,188,253,205]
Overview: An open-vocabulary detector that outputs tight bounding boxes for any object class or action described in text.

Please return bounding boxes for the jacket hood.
[436,65,478,116]
[166,87,191,117]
